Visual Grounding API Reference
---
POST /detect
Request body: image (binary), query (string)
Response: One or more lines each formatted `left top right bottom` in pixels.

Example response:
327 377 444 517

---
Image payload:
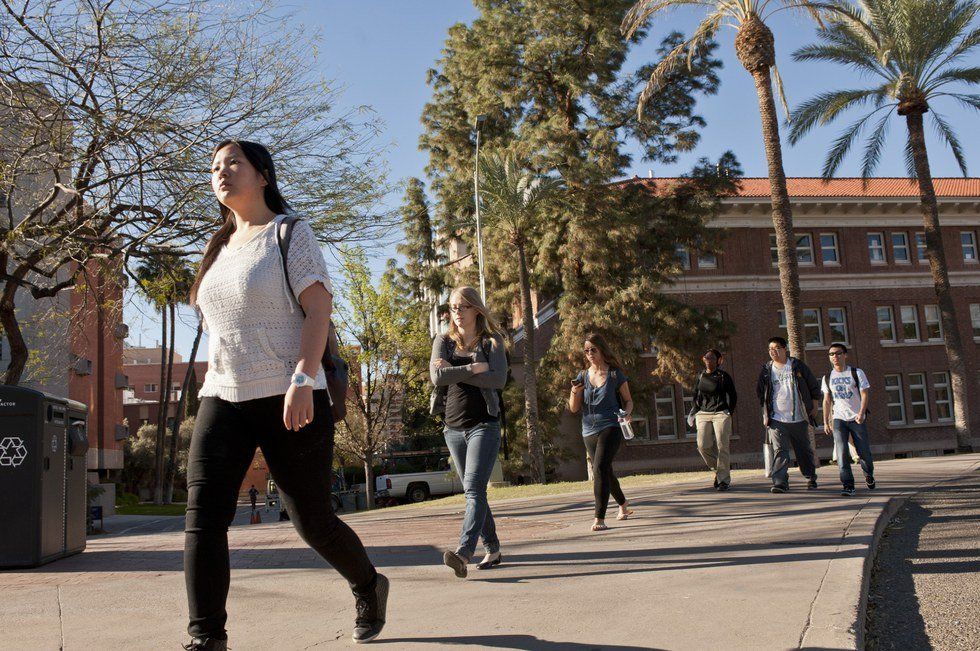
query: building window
778 308 824 347
697 252 717 269
656 385 677 439
819 233 839 264
827 308 848 343
914 232 927 263
682 388 696 437
877 306 896 342
629 416 651 441
885 375 905 424
891 232 910 263
971 304 980 340
868 233 887 263
797 234 814 265
962 231 978 262
900 306 920 342
923 305 943 341
675 244 690 270
908 373 929 423
769 234 779 267
932 372 953 422
144 383 158 393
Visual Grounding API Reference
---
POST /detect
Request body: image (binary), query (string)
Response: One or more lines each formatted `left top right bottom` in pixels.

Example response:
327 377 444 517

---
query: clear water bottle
617 409 634 440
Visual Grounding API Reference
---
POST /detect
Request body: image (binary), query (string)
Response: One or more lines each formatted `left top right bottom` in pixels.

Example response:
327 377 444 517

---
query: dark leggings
184 390 377 639
584 426 627 519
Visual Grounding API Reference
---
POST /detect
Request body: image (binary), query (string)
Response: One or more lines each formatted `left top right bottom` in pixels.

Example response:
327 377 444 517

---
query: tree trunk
165 320 203 502
516 240 546 483
161 303 177 502
153 306 168 504
906 112 973 452
363 450 375 511
1 285 29 385
750 67 805 360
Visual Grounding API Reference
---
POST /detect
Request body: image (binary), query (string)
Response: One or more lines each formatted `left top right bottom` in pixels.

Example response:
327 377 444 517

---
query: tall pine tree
420 0 740 479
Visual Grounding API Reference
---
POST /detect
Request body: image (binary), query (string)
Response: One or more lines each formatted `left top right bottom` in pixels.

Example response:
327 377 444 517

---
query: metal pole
473 120 486 303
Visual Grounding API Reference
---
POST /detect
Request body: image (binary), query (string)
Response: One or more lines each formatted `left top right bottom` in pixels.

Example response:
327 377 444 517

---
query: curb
800 461 980 650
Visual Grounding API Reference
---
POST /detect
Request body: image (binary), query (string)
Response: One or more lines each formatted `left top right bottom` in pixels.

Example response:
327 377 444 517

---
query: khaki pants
695 412 733 484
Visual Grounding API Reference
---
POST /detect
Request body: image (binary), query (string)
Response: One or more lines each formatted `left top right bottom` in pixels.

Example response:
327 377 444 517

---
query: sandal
617 508 634 521
591 522 608 532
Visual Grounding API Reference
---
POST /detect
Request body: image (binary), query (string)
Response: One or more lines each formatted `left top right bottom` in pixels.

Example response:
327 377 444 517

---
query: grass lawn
387 468 762 511
115 503 188 516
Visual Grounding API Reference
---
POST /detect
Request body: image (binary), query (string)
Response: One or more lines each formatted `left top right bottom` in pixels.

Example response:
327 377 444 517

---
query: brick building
540 177 980 480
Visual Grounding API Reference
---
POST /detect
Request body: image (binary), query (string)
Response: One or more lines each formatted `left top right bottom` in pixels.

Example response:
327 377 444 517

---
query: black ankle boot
352 573 389 644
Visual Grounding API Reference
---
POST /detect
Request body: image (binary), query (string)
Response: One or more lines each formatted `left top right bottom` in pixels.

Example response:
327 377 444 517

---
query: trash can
0 386 89 568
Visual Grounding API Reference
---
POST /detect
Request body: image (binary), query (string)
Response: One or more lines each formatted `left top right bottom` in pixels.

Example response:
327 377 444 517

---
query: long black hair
190 140 290 306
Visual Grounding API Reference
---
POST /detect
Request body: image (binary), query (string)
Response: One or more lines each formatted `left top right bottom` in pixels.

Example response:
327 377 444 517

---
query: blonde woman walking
430 287 508 578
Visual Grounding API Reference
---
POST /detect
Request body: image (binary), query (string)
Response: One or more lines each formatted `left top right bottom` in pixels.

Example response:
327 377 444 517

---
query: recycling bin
0 386 89 568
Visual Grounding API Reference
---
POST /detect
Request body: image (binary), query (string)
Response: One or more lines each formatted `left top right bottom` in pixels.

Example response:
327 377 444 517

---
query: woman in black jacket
687 349 737 490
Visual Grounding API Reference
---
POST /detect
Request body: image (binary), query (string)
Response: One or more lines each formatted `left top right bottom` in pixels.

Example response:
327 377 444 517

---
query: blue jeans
832 419 875 490
444 421 501 560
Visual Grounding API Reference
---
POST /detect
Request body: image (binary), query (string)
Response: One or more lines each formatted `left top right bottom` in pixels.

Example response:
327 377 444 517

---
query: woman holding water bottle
568 333 634 531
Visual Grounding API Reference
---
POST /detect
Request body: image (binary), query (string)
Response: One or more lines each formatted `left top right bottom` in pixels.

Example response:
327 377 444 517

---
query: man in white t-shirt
821 342 876 497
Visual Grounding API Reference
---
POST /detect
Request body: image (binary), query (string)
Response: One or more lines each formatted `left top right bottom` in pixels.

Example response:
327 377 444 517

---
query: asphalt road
100 502 279 537
865 471 980 650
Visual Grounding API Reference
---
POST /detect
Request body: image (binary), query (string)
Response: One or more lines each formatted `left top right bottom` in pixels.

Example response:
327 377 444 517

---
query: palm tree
479 152 564 484
788 0 979 451
623 0 837 359
163 261 198 503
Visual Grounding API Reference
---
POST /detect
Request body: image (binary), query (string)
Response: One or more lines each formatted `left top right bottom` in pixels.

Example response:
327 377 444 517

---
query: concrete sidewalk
3 454 978 650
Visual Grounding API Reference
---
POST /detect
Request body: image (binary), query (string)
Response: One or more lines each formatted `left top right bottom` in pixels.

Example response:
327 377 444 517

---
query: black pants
584 426 627 519
184 390 377 639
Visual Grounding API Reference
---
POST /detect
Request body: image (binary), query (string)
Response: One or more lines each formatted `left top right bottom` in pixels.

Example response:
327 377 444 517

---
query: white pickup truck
375 456 463 503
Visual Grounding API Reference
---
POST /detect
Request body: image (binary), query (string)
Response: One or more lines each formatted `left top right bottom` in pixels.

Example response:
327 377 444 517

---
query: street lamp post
473 114 487 303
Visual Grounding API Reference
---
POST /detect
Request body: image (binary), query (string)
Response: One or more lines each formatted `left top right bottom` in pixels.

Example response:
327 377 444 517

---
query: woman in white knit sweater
182 141 387 650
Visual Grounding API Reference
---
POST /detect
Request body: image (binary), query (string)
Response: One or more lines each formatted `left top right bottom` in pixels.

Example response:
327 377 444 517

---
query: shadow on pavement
377 635 664 650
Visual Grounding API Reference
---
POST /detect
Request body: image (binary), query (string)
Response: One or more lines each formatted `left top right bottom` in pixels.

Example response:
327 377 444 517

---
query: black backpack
275 214 349 420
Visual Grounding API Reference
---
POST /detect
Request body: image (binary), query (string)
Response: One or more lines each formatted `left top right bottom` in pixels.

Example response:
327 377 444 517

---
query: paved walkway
3 454 978 650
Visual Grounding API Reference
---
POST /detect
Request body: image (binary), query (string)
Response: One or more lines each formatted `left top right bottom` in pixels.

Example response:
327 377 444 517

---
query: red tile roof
627 177 980 198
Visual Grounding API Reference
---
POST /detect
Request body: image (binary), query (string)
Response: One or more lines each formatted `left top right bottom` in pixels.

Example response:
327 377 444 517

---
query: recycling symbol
0 436 28 468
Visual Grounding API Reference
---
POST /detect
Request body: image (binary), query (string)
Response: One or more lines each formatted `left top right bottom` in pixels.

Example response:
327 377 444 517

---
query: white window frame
144 383 158 393
908 373 930 423
932 372 953 422
827 307 848 344
675 244 691 270
868 232 887 264
900 305 920 342
885 374 905 425
769 233 779 267
656 385 677 439
681 388 696 437
962 231 978 263
914 232 927 264
796 234 815 265
628 415 651 441
971 304 980 341
803 308 823 347
697 251 718 269
819 233 839 265
891 232 910 264
778 308 823 347
877 306 896 343
923 305 944 341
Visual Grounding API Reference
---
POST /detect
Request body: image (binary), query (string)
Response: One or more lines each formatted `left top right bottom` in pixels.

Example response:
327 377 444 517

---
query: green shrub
116 491 140 507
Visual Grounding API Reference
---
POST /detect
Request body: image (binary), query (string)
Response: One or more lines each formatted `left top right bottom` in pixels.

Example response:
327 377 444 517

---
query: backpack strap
823 374 832 403
851 367 860 389
275 214 302 305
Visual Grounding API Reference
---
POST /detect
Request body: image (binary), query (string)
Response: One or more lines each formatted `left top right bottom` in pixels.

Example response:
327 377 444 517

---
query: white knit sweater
196 215 332 402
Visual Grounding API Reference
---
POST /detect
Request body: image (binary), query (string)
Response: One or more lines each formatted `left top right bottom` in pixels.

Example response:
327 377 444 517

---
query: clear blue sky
124 1 979 359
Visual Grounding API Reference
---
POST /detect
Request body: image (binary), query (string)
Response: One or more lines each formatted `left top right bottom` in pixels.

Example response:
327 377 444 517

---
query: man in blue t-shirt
821 342 876 496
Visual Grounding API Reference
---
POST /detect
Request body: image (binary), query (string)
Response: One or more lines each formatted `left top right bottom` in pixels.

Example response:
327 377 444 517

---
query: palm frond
636 15 721 118
944 92 980 111
770 63 792 119
930 110 969 176
925 66 980 93
903 135 917 179
792 41 892 78
859 111 892 179
821 110 880 178
788 88 884 143
621 0 715 39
